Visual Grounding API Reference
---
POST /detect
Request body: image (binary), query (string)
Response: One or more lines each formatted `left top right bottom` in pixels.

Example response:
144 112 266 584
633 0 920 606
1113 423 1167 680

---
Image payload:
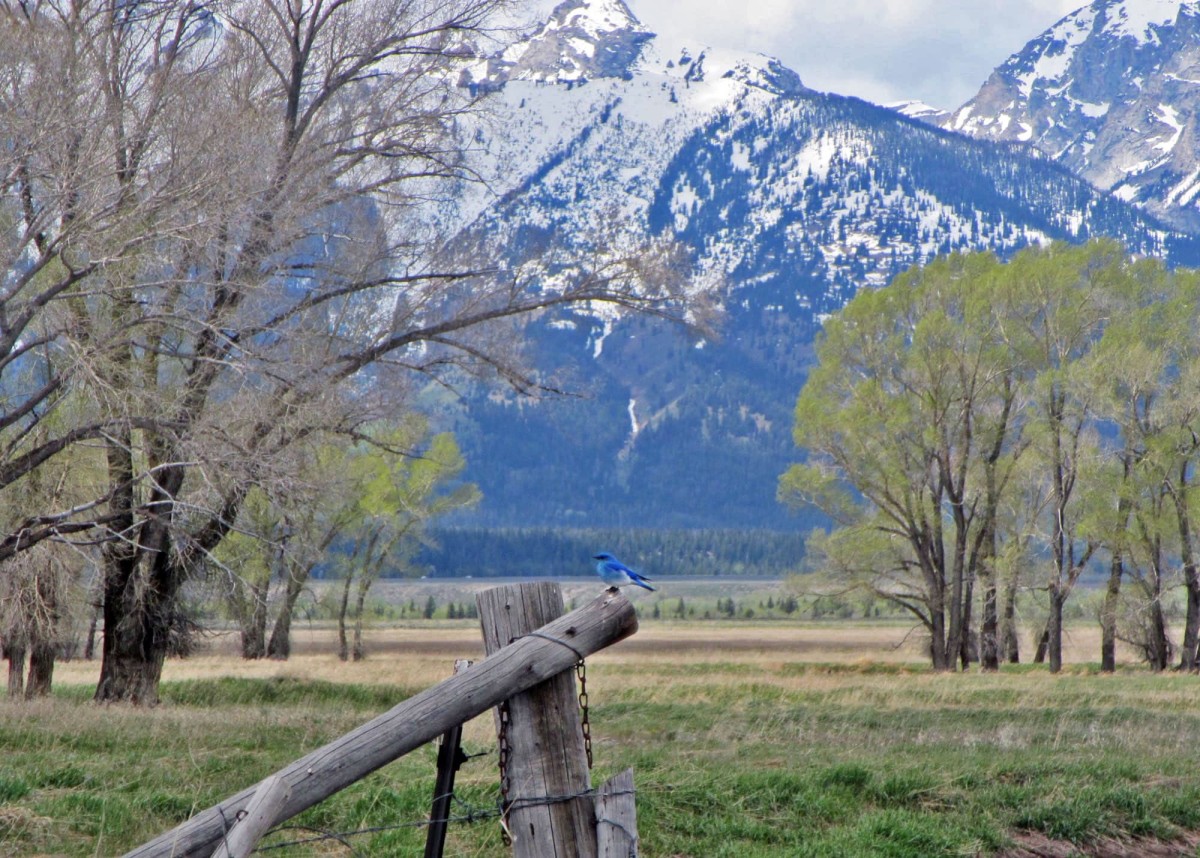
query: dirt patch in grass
1003 832 1200 857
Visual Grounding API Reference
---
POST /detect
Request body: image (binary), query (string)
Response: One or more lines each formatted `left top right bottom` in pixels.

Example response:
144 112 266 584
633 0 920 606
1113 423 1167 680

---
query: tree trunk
266 568 307 660
84 605 99 661
95 594 170 705
25 563 59 697
1034 623 1049 665
351 574 371 662
1181 579 1200 672
95 433 171 705
980 578 999 671
336 571 353 662
94 544 183 706
25 641 54 698
1048 587 1064 673
959 568 975 670
240 577 269 659
1149 598 1171 671
1003 581 1020 664
1176 465 1200 670
975 514 998 672
930 606 951 671
1101 553 1123 673
4 641 24 698
1148 548 1171 671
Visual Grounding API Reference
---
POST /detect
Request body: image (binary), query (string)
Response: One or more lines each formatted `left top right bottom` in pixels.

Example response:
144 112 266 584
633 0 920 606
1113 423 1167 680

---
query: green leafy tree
1000 242 1127 673
217 434 375 661
1083 261 1200 669
334 421 479 660
783 239 1197 674
781 250 1022 670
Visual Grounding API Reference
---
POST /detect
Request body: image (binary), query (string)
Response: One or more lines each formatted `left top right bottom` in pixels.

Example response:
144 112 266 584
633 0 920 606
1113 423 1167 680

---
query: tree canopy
782 240 1200 672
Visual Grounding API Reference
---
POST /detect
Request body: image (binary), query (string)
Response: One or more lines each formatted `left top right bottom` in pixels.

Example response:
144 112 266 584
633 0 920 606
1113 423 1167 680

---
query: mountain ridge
432 0 1200 533
943 0 1200 231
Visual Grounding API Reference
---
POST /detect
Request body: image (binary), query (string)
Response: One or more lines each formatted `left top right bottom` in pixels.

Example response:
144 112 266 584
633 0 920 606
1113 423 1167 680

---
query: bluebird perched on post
592 552 656 591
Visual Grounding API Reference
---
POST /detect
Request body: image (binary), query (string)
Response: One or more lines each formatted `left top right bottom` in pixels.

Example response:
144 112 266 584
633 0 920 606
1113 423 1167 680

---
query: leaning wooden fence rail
124 587 638 858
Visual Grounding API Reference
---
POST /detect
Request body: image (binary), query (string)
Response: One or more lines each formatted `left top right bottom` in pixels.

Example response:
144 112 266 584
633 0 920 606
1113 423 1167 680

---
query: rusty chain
577 658 593 770
497 699 512 845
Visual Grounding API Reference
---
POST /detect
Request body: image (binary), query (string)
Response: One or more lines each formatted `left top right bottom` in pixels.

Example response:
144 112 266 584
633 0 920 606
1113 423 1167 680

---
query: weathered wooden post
477 582 597 858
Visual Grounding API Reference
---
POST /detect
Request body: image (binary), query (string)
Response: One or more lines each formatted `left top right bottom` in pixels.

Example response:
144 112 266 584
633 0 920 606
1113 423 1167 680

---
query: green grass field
4 617 1200 856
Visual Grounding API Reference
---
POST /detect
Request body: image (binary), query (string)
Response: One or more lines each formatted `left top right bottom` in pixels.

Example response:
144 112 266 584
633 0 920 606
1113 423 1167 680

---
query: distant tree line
413 527 807 579
782 240 1200 673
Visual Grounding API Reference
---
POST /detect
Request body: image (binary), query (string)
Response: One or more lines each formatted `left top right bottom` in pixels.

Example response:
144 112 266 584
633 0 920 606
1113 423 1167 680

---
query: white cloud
624 0 1085 107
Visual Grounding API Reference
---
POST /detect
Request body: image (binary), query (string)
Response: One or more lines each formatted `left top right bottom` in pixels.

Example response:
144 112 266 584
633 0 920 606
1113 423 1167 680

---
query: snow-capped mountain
945 0 1200 231
435 0 1199 532
464 0 654 88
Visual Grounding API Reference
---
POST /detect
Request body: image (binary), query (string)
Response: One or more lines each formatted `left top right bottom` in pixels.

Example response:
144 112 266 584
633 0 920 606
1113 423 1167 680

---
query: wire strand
252 787 638 853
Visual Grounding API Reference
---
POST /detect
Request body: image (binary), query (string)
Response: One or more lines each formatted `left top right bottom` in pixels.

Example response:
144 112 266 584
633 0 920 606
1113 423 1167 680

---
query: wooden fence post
478 582 596 858
125 590 637 858
594 769 638 858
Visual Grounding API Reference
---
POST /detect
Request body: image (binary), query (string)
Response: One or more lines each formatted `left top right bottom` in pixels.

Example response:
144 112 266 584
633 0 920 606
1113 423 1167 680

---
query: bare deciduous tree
0 1 702 704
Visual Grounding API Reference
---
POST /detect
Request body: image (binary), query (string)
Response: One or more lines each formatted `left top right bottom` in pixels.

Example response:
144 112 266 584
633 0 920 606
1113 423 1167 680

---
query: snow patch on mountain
443 0 1196 326
1109 0 1193 43
889 101 950 121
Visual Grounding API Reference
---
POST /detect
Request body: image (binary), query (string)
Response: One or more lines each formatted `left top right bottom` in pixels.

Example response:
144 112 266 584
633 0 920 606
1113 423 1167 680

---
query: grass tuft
0 777 31 803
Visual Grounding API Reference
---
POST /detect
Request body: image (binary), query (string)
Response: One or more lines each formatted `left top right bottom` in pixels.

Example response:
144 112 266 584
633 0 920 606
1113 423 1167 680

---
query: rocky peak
464 0 653 89
943 0 1200 231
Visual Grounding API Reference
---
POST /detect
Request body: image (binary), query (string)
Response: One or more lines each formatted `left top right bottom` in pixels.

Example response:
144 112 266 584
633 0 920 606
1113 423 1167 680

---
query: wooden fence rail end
208 774 291 858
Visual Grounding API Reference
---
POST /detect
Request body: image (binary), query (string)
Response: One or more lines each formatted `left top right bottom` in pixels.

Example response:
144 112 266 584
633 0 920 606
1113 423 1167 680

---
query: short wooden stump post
594 769 638 857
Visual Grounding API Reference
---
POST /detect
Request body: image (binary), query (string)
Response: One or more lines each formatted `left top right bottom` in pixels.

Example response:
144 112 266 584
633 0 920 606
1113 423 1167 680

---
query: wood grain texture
478 582 595 858
209 775 290 858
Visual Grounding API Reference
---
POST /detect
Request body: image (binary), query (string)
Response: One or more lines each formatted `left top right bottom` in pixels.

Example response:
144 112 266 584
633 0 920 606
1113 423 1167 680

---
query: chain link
497 699 512 845
577 658 593 770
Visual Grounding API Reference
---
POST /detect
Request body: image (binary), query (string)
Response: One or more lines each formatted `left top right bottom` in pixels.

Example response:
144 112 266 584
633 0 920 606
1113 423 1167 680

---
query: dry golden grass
48 617 1148 693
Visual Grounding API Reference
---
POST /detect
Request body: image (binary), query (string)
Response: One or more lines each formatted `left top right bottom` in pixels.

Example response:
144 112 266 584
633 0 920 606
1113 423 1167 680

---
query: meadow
4 582 1200 856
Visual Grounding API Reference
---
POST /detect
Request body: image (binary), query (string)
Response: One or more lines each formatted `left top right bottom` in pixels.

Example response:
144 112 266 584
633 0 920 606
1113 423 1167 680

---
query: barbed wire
251 787 637 853
253 792 501 853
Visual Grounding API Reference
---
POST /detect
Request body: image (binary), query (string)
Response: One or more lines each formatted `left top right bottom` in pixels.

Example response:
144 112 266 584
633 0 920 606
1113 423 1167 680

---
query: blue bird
592 552 656 591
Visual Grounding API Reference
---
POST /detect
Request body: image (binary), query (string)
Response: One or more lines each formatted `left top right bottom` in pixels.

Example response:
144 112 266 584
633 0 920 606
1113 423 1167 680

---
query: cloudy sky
622 0 1086 109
